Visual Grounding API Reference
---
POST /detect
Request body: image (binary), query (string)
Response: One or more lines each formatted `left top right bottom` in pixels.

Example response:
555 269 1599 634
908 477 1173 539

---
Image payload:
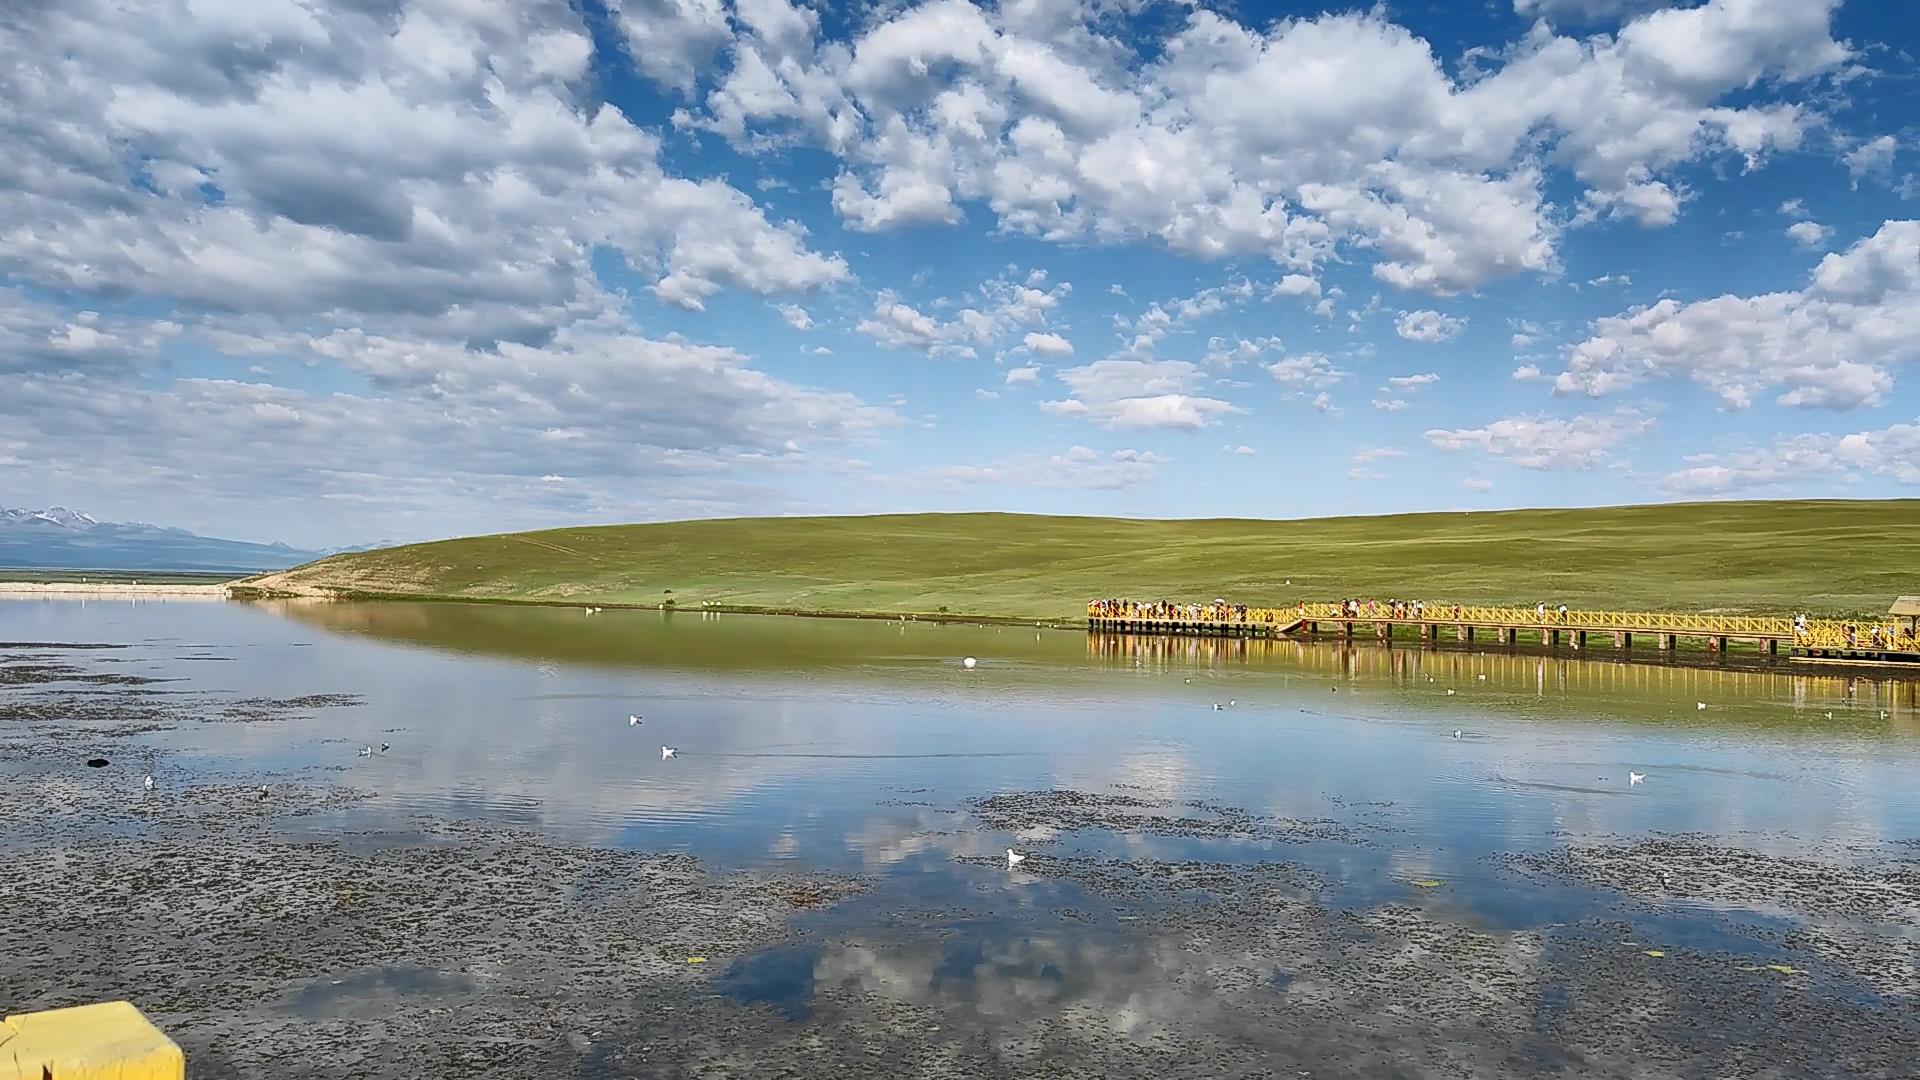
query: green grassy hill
241 500 1920 622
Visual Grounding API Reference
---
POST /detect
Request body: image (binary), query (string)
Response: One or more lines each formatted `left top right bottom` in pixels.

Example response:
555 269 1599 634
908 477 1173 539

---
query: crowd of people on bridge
1089 598 1272 623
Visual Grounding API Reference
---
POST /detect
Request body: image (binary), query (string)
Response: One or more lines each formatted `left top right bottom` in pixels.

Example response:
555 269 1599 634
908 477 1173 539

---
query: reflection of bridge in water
1087 601 1920 669
1085 631 1920 721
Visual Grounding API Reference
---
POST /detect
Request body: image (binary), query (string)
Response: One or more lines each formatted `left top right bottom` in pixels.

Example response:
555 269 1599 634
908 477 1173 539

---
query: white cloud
1395 310 1467 343
906 445 1164 491
1425 411 1653 468
1115 279 1256 357
1266 352 1347 392
1461 477 1495 492
1223 444 1256 456
1553 220 1920 410
1663 418 1920 494
1353 446 1406 465
1004 365 1041 386
1386 372 1440 390
1202 335 1283 368
681 0 1847 295
857 270 1072 356
1513 364 1544 381
1023 331 1075 358
1311 391 1337 414
1779 197 1808 219
776 303 815 330
1372 399 1410 412
0 324 901 544
0 1 852 331
1844 135 1898 187
1044 359 1242 429
1785 220 1834 249
974 388 999 400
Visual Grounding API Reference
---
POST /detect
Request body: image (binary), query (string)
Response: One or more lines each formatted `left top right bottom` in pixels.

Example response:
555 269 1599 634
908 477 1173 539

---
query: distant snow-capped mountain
0 506 327 572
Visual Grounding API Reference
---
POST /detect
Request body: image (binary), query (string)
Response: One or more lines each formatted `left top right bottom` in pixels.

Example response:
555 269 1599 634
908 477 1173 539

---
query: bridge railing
1085 601 1918 652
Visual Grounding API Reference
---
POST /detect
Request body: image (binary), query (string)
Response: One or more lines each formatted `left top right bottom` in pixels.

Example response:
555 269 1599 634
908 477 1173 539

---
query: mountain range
0 506 338 572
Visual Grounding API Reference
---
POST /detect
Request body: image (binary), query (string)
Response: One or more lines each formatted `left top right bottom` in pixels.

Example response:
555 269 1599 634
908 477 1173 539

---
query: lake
4 597 1918 1077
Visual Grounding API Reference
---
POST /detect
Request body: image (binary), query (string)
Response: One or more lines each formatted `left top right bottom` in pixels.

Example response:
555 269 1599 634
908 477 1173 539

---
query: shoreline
0 581 232 598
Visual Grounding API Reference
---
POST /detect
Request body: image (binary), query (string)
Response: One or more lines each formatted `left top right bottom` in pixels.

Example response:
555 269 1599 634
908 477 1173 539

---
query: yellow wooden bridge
1086 599 1920 666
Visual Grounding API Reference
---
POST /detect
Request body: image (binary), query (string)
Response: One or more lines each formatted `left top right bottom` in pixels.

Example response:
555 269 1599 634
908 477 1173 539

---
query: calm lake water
10 597 1919 876
7 595 1920 1055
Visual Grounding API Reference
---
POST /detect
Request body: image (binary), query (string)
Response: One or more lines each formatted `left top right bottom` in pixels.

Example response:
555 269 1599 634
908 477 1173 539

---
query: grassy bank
239 500 1920 622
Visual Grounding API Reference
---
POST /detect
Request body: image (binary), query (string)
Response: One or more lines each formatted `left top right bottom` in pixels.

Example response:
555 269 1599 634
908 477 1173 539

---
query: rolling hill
239 500 1920 621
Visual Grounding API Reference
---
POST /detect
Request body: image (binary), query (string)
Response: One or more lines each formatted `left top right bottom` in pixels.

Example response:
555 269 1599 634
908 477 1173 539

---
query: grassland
236 500 1920 623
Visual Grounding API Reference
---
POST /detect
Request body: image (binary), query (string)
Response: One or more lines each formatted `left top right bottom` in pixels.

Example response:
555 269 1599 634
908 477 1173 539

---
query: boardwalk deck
1087 602 1920 668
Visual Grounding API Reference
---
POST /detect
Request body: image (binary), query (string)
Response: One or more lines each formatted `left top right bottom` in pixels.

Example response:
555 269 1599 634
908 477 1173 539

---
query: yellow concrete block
1 1001 183 1080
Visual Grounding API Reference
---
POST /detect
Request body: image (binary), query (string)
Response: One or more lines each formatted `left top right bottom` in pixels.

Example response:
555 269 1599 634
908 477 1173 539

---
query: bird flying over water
1629 771 1646 785
1006 849 1026 868
629 714 643 726
661 745 677 760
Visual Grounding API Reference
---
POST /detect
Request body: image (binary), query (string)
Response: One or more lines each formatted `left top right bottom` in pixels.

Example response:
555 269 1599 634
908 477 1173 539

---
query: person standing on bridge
1537 602 1547 622
1558 604 1568 623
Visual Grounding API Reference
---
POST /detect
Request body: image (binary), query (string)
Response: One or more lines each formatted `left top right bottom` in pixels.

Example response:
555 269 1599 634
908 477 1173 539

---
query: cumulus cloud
1372 399 1410 412
1552 220 1920 410
776 303 816 330
1461 477 1496 492
1395 311 1467 343
1425 411 1653 468
1004 365 1041 386
1353 446 1407 465
1023 331 1075 358
857 270 1072 357
1043 359 1242 429
1267 353 1347 392
679 0 1848 295
1786 220 1834 249
0 0 848 331
1386 372 1441 390
1663 418 1920 494
1844 135 1898 187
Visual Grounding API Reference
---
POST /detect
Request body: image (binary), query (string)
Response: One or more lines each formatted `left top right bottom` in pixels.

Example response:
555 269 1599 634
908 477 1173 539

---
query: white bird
143 774 154 791
1006 848 1026 868
962 657 978 669
661 745 677 760
1477 674 1488 681
1696 702 1708 711
1629 771 1646 786
1825 712 1833 719
1446 689 1456 696
379 742 390 753
1228 699 1237 707
258 785 270 799
357 745 373 758
1183 677 1191 684
1212 703 1224 711
1451 730 1462 739
628 714 643 727
1881 710 1891 719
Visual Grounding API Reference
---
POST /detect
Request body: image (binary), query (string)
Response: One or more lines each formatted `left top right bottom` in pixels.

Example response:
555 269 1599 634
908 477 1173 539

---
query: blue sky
1 0 1915 547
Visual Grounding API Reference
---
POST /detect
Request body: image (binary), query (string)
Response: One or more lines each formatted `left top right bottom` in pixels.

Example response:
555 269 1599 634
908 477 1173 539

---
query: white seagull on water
357 745 374 758
1696 702 1708 711
1451 730 1462 739
661 745 677 760
628 714 643 727
963 657 978 669
1006 849 1026 868
1629 771 1646 786
144 774 154 791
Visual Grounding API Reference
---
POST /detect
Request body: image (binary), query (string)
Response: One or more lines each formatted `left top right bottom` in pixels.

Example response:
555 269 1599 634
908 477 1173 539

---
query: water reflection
7 598 1920 926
